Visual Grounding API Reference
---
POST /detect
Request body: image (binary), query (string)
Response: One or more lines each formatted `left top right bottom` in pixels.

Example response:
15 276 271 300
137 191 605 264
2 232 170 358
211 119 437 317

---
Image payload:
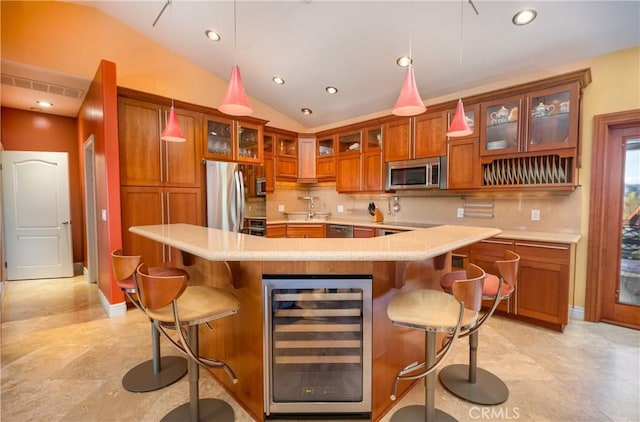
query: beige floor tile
2 276 639 422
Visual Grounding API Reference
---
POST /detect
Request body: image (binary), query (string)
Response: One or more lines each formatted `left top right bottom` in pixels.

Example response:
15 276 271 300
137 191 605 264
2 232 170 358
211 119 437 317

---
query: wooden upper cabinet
384 118 411 162
118 97 201 188
298 137 317 182
336 154 361 192
414 111 447 158
203 114 263 164
447 137 480 190
316 134 336 182
276 134 298 181
384 111 447 162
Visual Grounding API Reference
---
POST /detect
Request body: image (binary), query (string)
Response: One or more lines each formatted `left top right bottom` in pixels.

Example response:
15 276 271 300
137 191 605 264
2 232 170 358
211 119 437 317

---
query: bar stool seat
438 250 520 406
387 263 485 422
136 263 240 422
111 250 188 393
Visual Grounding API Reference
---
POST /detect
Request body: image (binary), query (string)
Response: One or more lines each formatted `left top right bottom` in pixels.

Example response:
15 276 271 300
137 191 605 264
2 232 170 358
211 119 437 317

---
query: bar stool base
122 356 188 393
160 398 234 422
390 405 457 422
439 364 509 405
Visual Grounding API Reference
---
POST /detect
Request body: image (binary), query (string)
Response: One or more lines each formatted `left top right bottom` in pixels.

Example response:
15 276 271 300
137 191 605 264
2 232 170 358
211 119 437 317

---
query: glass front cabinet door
526 83 580 152
204 115 263 164
204 116 233 161
480 95 522 156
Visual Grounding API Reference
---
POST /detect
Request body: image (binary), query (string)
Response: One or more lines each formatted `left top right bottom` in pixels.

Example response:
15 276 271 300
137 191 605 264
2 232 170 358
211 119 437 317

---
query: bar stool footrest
122 355 188 393
439 363 509 405
160 398 234 422
390 404 458 422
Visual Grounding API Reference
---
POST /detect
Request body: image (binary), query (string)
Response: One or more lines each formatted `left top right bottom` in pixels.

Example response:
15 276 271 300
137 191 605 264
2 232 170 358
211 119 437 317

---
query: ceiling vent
0 73 85 99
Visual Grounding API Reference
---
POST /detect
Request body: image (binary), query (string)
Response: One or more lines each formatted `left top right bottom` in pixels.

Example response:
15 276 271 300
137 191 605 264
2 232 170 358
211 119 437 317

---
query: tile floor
1 276 639 422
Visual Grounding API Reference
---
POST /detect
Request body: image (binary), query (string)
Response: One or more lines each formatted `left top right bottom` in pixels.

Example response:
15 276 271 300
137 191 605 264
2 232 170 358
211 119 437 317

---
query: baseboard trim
98 288 127 318
570 306 585 321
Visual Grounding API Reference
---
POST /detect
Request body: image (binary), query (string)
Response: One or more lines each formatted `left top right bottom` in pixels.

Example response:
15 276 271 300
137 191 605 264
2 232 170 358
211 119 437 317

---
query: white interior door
1 151 73 280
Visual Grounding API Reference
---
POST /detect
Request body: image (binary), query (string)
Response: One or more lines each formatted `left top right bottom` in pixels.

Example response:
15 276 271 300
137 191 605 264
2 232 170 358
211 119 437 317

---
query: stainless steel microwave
385 157 446 190
256 177 266 196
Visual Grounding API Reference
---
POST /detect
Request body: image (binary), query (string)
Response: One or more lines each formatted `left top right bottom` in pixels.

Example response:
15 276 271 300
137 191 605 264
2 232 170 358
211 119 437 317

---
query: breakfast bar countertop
129 223 501 262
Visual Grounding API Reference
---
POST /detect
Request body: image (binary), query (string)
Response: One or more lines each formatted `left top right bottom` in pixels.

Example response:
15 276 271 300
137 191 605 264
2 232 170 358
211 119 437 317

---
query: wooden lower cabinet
353 226 376 238
464 237 572 331
514 240 571 329
266 223 286 238
121 186 202 267
285 223 325 238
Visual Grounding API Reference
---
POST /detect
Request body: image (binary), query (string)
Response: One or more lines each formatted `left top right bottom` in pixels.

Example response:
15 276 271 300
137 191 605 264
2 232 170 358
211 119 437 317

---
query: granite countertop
267 218 580 244
129 223 501 262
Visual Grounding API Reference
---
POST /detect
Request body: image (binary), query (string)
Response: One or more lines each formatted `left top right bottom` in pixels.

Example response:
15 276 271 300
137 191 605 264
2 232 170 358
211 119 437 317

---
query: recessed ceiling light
36 100 53 108
396 56 412 67
204 29 221 41
512 9 537 26
325 86 338 94
301 108 313 115
272 76 285 85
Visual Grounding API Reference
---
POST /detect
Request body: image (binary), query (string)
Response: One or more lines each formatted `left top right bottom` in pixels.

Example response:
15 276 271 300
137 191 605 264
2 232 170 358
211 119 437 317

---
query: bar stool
387 262 485 422
438 250 520 405
110 250 188 392
136 263 240 422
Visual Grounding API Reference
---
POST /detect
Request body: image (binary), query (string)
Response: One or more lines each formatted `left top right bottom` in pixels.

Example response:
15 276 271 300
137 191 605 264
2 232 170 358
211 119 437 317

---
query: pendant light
447 0 473 137
219 0 253 116
159 0 186 142
392 2 426 117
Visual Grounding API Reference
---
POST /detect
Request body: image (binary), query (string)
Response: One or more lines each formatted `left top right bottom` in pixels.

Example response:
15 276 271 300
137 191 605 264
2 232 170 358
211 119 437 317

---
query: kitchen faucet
302 196 315 219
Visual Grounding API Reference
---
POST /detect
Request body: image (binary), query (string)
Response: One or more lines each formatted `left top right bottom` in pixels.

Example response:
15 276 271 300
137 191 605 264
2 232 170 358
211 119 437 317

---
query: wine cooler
263 275 372 417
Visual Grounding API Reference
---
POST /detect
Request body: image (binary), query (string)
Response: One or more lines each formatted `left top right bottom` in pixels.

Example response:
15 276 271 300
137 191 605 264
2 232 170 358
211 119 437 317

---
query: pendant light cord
169 0 175 108
233 0 238 65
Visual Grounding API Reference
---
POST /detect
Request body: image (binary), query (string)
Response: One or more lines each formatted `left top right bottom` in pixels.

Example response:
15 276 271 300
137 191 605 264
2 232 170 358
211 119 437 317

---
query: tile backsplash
267 185 581 234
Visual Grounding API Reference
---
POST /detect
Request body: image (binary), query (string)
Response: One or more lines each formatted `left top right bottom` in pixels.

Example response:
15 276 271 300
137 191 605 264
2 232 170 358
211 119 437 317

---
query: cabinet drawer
286 224 325 238
514 241 571 264
267 224 287 238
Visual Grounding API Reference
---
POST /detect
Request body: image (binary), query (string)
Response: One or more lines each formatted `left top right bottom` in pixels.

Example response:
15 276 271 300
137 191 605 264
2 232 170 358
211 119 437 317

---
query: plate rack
482 154 573 187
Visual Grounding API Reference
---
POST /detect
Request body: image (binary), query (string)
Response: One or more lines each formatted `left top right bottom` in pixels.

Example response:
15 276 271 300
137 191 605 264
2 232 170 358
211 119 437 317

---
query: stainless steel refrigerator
206 160 244 232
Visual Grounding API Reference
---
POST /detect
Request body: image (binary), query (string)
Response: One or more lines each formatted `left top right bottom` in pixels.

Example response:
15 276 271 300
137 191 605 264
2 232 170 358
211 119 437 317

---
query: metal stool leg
391 332 457 422
439 330 509 405
122 323 188 393
161 325 234 422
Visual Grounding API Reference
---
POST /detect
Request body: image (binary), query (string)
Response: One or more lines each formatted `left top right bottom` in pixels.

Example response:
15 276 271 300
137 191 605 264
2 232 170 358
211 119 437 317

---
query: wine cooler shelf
482 154 573 186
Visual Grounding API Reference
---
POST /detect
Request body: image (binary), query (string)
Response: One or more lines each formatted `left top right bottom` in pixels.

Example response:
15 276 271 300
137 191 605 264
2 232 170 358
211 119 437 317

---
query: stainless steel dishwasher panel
326 224 354 238
263 275 372 417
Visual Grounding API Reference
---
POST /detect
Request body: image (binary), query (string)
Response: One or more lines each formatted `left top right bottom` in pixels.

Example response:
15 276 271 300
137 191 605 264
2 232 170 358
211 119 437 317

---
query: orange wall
0 107 84 264
77 60 123 304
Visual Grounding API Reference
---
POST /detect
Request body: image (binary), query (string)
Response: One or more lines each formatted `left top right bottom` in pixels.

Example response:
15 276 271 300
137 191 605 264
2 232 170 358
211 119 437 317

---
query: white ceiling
2 1 639 128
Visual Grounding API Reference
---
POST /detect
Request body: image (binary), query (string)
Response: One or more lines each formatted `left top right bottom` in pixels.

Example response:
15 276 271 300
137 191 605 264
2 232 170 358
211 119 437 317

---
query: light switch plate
457 208 464 218
278 204 285 212
337 205 344 213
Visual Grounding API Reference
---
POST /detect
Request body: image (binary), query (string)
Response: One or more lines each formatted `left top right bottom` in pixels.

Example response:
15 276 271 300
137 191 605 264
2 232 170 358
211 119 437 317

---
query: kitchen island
129 223 500 421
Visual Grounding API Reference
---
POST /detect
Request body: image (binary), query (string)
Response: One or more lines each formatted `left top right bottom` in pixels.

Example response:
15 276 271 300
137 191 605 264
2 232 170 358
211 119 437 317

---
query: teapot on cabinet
532 102 555 118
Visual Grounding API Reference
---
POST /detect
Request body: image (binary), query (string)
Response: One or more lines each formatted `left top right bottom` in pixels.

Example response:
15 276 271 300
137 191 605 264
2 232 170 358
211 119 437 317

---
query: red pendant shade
392 66 426 117
219 65 253 116
447 98 473 137
161 106 186 142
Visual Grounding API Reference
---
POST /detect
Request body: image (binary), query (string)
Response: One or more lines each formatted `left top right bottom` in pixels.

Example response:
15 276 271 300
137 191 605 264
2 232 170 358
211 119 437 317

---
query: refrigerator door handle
235 170 245 231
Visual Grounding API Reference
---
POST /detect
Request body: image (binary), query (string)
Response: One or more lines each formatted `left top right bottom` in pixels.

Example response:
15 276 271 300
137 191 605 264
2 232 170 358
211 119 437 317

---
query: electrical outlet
337 205 344 213
278 204 285 212
531 209 541 221
457 208 464 218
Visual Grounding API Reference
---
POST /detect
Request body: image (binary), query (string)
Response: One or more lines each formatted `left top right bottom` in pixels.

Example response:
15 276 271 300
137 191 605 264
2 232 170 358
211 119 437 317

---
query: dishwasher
326 224 354 238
